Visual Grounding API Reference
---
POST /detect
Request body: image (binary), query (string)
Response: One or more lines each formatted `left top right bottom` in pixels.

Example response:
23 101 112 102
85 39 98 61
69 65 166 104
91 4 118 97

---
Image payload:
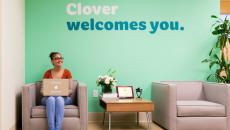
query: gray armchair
22 80 88 130
152 81 230 130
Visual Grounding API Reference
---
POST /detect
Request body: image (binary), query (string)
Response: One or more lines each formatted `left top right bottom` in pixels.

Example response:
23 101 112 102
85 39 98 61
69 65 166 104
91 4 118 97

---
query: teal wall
26 0 220 112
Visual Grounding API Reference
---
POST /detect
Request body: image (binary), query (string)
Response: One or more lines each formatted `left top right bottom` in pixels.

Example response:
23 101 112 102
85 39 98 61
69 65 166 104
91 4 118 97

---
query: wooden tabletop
101 98 152 103
100 98 154 112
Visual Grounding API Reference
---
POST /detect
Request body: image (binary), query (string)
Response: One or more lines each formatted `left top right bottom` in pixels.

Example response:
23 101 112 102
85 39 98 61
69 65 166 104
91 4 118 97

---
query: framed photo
116 86 134 99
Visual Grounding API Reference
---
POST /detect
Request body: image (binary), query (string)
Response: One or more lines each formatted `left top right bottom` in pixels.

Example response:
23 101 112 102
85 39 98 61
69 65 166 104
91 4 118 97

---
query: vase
102 85 112 93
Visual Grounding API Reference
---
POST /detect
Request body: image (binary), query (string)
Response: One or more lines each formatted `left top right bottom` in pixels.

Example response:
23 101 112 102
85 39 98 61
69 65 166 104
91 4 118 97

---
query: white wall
0 0 2 129
0 0 25 130
221 14 230 20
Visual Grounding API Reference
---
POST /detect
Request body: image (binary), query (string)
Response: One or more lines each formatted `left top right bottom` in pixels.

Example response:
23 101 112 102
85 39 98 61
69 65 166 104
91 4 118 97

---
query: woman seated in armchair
41 52 73 130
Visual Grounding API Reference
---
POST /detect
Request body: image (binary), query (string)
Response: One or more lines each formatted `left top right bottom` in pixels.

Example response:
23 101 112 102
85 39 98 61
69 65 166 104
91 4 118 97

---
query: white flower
96 71 117 88
105 78 110 85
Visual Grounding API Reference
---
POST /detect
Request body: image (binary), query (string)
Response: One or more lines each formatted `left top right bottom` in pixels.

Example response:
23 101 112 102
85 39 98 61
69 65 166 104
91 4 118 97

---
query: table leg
146 112 149 130
137 112 139 125
103 111 105 125
149 112 152 130
109 112 111 130
146 112 152 130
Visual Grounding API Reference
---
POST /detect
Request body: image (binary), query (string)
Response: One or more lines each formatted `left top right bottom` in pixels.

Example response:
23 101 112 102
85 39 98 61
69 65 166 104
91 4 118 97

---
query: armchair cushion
177 100 225 117
31 105 79 118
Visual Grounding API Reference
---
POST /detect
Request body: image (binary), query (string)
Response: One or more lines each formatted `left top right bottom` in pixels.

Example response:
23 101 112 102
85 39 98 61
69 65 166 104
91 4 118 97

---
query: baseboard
89 112 152 123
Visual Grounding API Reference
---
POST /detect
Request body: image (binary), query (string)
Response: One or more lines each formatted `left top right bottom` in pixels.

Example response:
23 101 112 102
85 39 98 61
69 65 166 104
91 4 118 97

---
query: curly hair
49 52 61 60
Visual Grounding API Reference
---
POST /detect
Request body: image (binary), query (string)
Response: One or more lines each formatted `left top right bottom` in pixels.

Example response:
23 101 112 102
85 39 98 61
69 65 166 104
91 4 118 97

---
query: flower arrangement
96 69 117 93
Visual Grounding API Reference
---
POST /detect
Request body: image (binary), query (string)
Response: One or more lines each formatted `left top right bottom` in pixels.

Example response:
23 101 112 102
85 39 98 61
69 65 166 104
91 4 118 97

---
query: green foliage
203 15 230 83
107 68 116 77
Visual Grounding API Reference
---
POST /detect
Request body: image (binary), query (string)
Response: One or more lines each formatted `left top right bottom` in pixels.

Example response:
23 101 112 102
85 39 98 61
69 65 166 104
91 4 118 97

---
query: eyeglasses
52 57 64 60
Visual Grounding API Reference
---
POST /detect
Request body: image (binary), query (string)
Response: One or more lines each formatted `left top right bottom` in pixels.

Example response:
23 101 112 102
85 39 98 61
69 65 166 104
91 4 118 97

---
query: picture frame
116 86 134 99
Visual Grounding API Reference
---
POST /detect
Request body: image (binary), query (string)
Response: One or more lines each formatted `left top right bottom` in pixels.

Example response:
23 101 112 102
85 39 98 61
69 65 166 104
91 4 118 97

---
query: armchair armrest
77 82 88 130
203 82 230 129
22 83 37 130
152 82 177 130
203 82 229 106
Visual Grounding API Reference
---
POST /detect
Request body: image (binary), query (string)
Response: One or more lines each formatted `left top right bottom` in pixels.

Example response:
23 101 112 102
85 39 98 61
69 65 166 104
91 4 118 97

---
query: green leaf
213 54 220 62
207 73 222 82
218 29 225 34
212 22 218 27
224 16 228 21
220 24 225 28
209 61 219 69
211 15 218 18
209 47 214 56
212 30 220 35
215 25 221 30
215 37 220 48
202 59 210 63
207 74 216 81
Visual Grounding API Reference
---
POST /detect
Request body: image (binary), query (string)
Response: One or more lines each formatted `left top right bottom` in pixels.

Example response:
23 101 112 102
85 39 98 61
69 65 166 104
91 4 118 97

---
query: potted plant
96 69 117 93
202 15 230 83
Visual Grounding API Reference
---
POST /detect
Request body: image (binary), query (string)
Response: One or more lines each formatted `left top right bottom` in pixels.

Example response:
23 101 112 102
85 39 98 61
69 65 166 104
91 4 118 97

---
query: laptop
42 79 69 96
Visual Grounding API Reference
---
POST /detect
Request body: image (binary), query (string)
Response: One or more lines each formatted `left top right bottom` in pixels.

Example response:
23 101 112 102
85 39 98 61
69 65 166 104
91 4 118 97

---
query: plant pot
102 85 112 93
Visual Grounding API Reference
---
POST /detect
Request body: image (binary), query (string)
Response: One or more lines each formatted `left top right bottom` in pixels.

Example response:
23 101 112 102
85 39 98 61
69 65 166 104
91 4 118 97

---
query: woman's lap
41 96 72 106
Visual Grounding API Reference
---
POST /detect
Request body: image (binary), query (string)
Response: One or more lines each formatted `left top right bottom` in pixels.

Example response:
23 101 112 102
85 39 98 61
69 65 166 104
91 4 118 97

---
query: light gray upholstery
177 100 225 117
31 105 79 118
22 80 88 130
152 81 230 130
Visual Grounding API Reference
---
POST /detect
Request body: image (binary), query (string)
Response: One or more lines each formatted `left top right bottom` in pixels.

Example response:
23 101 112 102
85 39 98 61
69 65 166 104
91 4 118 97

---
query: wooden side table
99 98 154 130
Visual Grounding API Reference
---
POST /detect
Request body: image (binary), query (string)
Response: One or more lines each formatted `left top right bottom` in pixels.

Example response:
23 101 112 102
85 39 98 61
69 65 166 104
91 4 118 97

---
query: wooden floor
88 122 164 130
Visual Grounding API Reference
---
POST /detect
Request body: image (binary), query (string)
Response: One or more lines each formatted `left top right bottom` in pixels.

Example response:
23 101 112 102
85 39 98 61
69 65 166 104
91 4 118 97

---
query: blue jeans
41 96 72 130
